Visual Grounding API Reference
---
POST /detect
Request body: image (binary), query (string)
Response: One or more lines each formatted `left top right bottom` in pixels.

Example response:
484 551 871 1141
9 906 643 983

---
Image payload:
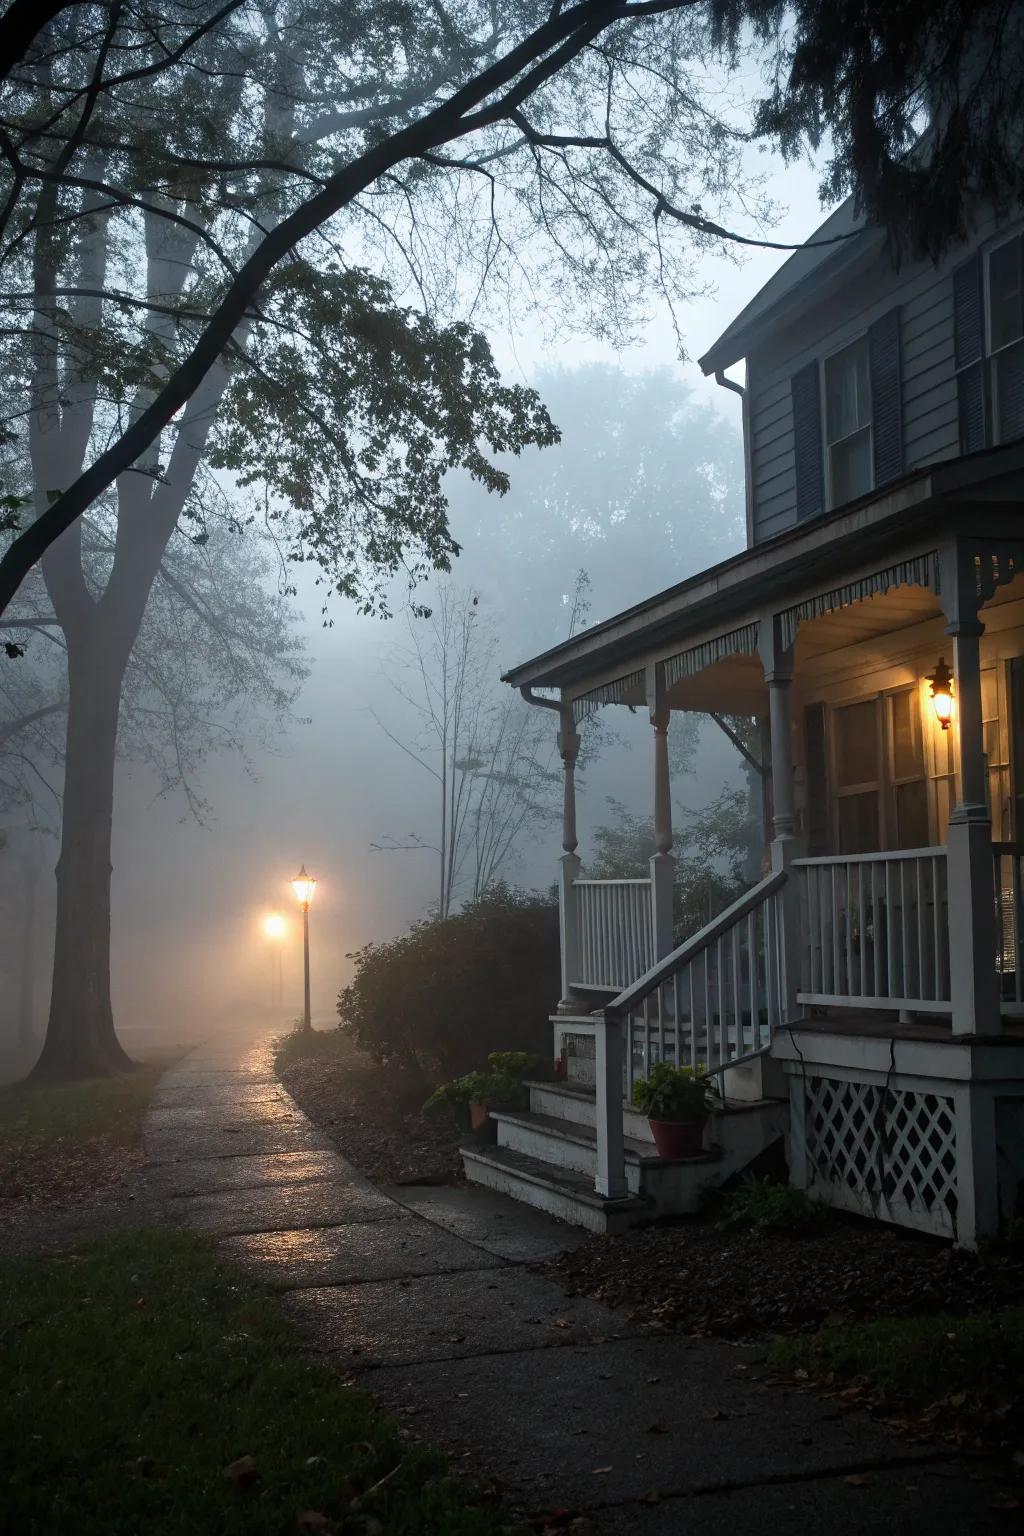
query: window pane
890 690 922 780
838 792 879 854
990 236 1024 351
825 337 870 441
835 700 878 788
830 427 872 504
895 780 930 849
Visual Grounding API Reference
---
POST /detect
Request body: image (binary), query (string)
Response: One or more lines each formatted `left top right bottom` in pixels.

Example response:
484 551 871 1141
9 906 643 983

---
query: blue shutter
954 253 989 453
995 344 1024 442
792 361 824 521
869 306 903 484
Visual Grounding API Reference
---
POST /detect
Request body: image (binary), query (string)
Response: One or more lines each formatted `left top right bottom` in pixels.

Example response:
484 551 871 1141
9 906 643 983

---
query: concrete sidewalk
149 1030 1017 1534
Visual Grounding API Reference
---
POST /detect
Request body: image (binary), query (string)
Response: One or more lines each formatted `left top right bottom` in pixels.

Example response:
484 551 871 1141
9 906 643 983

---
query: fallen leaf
707 1409 728 1422
639 1490 661 1505
296 1513 330 1531
646 1422 668 1435
223 1454 258 1486
552 1318 572 1330
591 1466 613 1475
844 1474 868 1488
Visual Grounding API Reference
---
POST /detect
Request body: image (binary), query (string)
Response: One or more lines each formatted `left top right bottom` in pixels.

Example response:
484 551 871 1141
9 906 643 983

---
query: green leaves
209 261 558 616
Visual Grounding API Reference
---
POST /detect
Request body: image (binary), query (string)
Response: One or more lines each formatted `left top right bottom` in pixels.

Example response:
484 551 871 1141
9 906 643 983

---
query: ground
3 1023 1022 1533
277 1026 463 1185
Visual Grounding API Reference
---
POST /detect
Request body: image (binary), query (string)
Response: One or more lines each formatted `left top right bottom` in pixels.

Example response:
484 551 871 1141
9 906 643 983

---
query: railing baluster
747 911 758 1054
915 856 925 1001
899 859 910 1000
688 962 697 1070
1013 853 1024 1005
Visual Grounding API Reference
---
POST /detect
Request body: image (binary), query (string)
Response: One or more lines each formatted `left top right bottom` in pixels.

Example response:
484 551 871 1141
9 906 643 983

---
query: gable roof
697 195 883 376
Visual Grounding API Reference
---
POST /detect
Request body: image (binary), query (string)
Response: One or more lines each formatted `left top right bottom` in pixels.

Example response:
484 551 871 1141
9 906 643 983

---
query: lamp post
290 865 317 1031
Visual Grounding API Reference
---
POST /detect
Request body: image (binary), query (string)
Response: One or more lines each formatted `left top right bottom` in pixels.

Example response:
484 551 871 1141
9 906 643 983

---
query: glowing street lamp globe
263 911 286 941
290 865 317 909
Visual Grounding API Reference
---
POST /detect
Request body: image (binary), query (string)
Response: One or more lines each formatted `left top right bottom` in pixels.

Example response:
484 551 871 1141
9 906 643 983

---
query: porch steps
460 1075 789 1230
459 1144 652 1235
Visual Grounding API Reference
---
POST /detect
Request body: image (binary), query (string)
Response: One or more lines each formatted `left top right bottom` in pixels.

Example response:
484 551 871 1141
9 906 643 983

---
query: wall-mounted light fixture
928 657 954 731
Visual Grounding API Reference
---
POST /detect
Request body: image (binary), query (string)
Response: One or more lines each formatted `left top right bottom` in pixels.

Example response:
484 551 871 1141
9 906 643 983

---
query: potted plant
424 1052 536 1141
631 1062 714 1158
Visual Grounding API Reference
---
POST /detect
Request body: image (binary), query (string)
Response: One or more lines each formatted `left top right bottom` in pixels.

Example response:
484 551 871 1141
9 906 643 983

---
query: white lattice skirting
801 1074 959 1238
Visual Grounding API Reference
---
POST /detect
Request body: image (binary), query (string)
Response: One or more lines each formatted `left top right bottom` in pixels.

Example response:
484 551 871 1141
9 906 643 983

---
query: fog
1 154 829 1057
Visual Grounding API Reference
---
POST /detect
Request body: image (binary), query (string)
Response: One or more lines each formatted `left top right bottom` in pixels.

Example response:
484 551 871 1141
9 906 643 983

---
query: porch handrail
588 868 789 1203
792 845 947 866
604 869 787 1022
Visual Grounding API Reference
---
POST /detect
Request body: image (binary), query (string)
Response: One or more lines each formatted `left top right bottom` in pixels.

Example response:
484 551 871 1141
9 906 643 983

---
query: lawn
0 1047 188 1219
0 1228 510 1536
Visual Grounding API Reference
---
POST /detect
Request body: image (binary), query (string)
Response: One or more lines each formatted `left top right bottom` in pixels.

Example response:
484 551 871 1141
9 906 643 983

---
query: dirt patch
278 1031 463 1187
540 1216 1024 1339
0 1138 146 1228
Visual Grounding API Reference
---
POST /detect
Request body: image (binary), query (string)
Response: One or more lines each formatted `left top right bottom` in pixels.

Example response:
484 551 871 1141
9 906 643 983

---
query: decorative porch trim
662 621 759 689
777 551 940 651
571 666 645 722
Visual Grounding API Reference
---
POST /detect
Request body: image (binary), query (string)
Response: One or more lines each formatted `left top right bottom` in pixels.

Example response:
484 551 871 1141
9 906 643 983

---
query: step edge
461 1144 650 1212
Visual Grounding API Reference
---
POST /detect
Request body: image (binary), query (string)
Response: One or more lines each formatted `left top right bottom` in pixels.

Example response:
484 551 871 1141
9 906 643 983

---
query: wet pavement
148 1029 1018 1534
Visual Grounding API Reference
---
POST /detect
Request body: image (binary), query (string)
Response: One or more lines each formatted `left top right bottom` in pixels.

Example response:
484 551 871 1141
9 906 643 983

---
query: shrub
337 885 558 1085
723 1175 824 1233
423 1051 537 1117
631 1063 715 1124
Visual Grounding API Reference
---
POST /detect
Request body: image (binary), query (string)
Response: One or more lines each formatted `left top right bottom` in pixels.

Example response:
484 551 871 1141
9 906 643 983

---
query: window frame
820 331 874 510
985 228 1024 445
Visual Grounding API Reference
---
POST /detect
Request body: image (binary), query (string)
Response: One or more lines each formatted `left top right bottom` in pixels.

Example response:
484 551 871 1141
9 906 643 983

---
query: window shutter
995 344 1024 442
954 253 989 453
869 306 903 484
791 361 824 520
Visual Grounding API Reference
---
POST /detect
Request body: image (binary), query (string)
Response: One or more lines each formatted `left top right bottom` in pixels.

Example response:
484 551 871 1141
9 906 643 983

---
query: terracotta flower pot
648 1118 705 1158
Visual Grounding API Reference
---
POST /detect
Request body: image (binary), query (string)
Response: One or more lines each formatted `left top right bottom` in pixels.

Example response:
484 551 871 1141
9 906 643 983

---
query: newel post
594 1007 628 1199
940 542 1000 1036
760 617 801 1019
557 709 583 1006
648 664 676 961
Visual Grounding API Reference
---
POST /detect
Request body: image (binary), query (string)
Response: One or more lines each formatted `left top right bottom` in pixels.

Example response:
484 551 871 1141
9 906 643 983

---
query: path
149 1029 1016 1534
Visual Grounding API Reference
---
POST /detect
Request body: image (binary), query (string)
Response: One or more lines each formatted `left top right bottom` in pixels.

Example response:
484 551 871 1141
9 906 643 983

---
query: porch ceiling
503 441 1024 700
793 583 943 662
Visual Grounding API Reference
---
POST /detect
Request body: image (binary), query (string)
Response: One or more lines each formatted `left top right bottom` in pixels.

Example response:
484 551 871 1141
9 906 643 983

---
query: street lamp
290 865 317 1031
262 912 286 1008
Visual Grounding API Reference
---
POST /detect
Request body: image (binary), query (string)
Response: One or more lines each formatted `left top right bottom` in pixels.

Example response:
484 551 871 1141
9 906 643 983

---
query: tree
2 2 1021 614
710 0 1024 261
448 365 747 659
371 583 561 915
0 0 792 614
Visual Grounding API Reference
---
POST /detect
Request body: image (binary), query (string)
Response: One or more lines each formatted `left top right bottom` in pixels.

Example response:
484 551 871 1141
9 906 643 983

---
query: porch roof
502 441 1024 701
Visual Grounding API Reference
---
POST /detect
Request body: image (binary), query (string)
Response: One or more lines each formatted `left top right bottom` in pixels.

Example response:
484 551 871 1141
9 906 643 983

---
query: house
460 196 1024 1247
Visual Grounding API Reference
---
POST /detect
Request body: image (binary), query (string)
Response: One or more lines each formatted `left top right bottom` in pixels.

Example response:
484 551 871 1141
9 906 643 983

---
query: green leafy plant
424 1051 537 1116
631 1063 715 1125
723 1175 824 1234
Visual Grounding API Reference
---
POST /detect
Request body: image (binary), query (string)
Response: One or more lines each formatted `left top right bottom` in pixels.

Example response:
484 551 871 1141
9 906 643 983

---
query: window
833 698 880 854
888 689 929 848
988 234 1024 443
824 337 872 506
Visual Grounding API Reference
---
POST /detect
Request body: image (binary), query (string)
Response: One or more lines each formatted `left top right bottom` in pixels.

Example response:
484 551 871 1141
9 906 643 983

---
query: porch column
946 614 1001 1035
760 619 801 1018
594 1009 628 1199
557 710 583 1009
648 665 675 961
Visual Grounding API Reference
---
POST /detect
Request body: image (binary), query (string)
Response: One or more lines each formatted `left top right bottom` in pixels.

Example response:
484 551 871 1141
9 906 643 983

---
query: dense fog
0 162 825 1064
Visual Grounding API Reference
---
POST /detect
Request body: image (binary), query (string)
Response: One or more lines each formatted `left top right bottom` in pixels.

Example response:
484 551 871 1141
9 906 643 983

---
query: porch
471 458 1024 1244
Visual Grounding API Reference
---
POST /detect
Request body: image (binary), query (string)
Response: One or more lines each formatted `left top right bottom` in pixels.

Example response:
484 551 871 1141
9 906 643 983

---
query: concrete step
460 1143 652 1234
491 1108 717 1194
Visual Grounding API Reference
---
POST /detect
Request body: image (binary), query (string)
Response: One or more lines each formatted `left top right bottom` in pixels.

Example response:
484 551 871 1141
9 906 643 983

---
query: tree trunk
17 839 39 1050
30 640 135 1080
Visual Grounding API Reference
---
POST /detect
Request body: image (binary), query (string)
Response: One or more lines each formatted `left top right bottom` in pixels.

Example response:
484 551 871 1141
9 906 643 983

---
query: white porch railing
590 870 788 1198
572 877 654 991
993 842 1024 1015
793 848 950 1013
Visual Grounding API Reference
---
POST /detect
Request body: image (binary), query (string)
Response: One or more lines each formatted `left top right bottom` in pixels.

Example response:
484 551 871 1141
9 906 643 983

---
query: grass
0 1047 188 1157
0 1228 510 1536
767 1307 1024 1409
